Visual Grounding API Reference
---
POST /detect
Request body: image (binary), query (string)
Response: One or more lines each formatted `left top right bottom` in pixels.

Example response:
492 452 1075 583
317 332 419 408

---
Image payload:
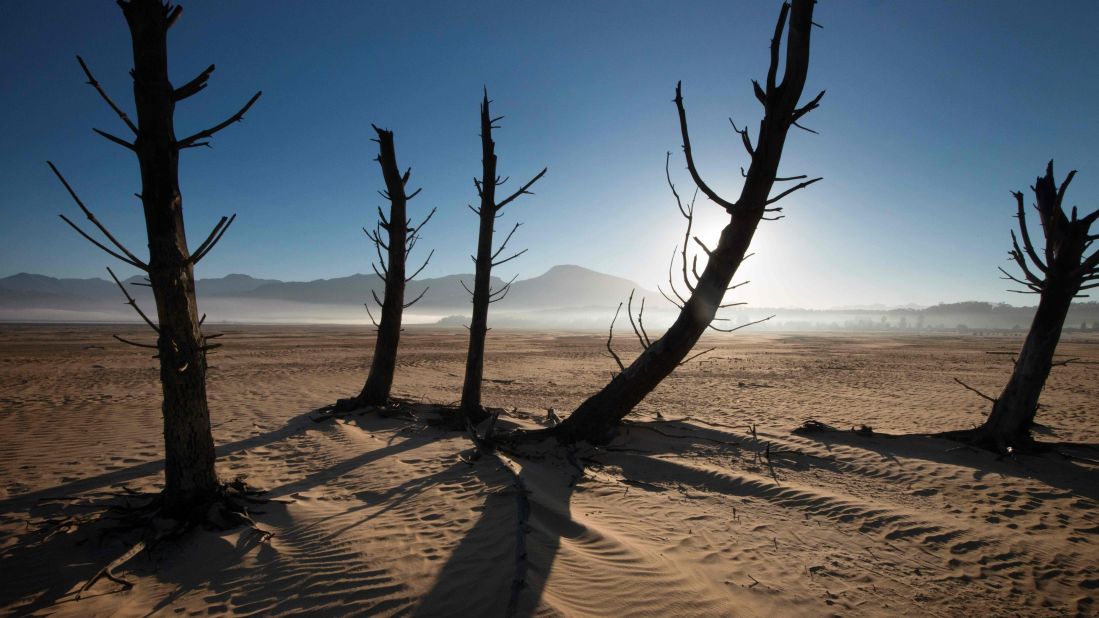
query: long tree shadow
0 410 422 615
139 435 446 617
789 426 1099 502
0 410 322 513
609 417 1099 503
414 437 581 617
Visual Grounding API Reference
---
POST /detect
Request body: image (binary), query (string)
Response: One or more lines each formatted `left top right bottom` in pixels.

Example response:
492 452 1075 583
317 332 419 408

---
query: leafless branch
626 289 651 350
76 56 137 134
409 207 437 235
680 347 716 366
606 302 626 372
92 128 135 151
765 176 822 205
791 89 826 122
176 91 262 149
403 286 429 308
953 377 996 404
492 248 528 268
491 222 522 261
494 167 547 211
188 214 236 265
997 265 1041 293
766 2 791 93
709 314 774 333
406 249 434 282
657 284 685 310
665 246 691 301
106 267 159 333
487 274 519 305
791 120 819 134
174 64 215 101
693 236 712 256
460 278 475 297
364 303 379 328
675 82 737 213
113 334 158 349
49 162 148 270
1012 191 1048 274
729 119 754 156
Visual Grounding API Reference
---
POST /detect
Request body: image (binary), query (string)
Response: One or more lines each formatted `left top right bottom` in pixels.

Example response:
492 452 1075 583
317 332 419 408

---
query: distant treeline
719 301 1099 332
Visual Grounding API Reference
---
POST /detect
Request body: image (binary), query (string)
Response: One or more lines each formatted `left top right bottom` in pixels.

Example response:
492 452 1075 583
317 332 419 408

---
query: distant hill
3 268 1099 331
0 266 661 325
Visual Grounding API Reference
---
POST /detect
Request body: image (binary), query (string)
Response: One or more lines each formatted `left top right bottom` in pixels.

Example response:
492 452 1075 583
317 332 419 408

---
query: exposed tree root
310 396 422 423
934 427 1037 457
40 478 273 601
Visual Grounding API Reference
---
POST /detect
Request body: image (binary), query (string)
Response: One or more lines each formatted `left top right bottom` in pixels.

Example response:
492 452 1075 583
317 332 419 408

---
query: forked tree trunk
358 128 410 406
460 91 546 420
554 0 821 443
957 162 1099 451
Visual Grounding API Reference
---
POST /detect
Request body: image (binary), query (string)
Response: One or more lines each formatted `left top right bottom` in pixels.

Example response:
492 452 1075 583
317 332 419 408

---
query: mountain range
0 265 661 326
3 265 1098 331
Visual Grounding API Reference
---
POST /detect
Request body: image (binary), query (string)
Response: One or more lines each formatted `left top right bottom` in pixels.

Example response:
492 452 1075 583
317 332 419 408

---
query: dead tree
51 0 261 519
460 90 547 421
550 0 823 443
334 126 434 411
948 162 1099 451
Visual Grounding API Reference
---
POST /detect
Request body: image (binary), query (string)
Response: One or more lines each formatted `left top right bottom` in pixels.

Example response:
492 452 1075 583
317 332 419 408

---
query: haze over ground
2 1 1097 308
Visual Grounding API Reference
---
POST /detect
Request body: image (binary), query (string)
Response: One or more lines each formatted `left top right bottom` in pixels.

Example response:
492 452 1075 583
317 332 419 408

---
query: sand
1 324 1097 616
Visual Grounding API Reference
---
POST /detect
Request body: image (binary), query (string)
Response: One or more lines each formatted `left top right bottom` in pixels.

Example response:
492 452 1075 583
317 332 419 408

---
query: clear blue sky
2 1 1097 308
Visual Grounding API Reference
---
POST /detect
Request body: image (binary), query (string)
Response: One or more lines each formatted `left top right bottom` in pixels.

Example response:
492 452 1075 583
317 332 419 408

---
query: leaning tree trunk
460 90 546 421
358 127 410 406
51 0 261 517
956 162 1099 451
977 284 1074 446
554 0 823 443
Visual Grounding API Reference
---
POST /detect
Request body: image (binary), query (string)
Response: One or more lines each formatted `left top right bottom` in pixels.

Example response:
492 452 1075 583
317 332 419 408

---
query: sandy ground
0 324 1097 617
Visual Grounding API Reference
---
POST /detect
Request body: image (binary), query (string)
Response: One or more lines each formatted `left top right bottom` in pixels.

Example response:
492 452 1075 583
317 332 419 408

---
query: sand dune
1 325 1097 616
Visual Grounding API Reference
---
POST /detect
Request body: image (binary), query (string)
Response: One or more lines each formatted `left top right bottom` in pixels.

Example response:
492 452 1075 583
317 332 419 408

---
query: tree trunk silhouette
553 0 823 443
52 0 261 517
951 162 1099 451
340 126 434 410
460 90 547 421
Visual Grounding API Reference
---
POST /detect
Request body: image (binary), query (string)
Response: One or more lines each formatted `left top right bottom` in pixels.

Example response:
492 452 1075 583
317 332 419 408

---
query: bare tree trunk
460 91 546 421
118 0 220 512
52 0 260 516
124 0 265 513
553 0 822 443
976 285 1074 447
359 127 410 406
950 162 1099 451
326 127 433 415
